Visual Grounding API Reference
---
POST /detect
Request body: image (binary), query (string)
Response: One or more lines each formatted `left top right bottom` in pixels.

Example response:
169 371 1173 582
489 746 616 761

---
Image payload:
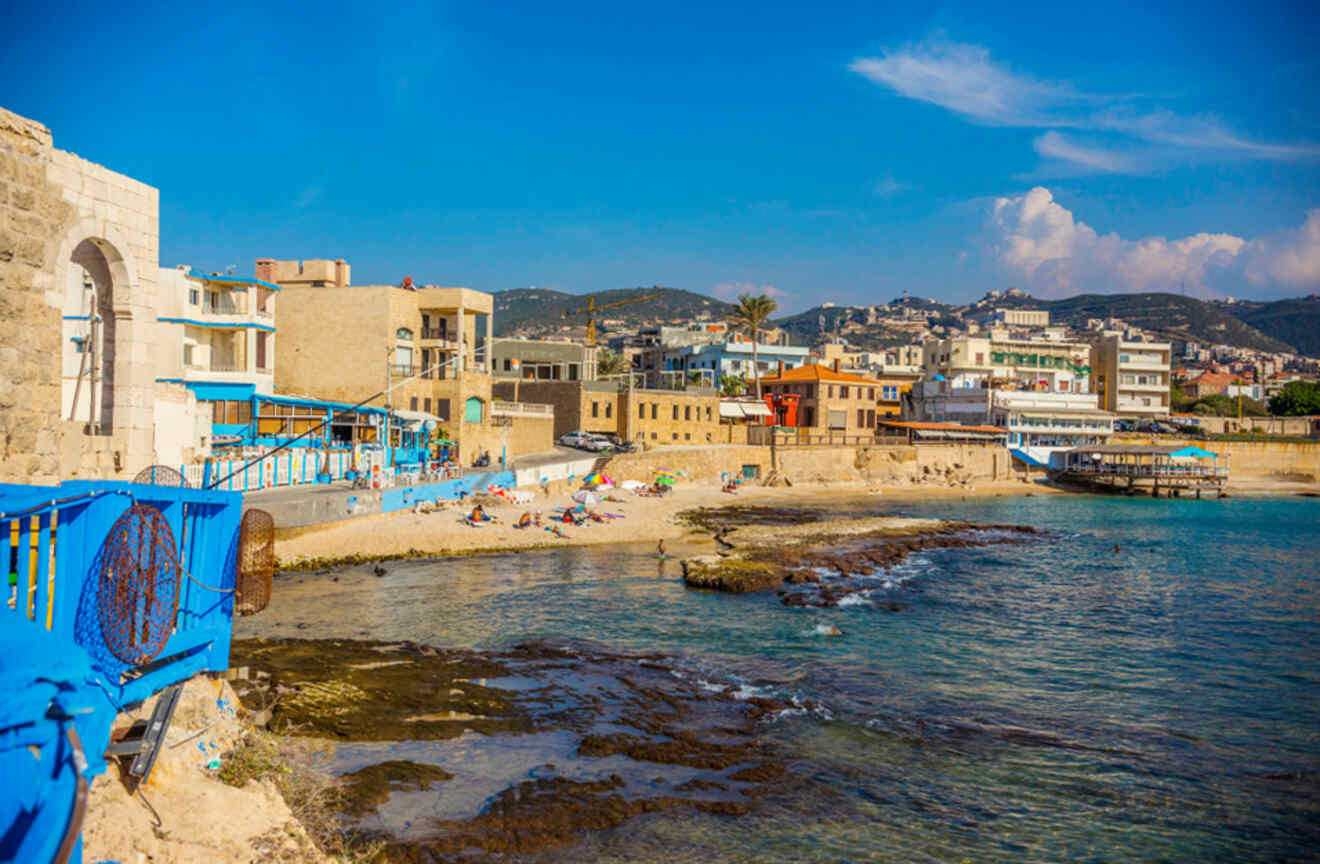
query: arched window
464 397 484 423
396 328 413 341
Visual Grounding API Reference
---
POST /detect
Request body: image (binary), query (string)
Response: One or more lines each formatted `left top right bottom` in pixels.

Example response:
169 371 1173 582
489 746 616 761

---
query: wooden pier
1051 444 1229 498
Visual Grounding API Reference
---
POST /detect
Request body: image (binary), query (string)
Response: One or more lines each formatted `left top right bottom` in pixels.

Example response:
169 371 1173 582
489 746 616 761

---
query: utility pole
384 347 393 468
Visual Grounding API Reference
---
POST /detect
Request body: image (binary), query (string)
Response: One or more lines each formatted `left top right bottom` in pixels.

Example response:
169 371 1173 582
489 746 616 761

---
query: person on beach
534 511 544 526
470 504 491 523
516 512 532 529
658 539 667 558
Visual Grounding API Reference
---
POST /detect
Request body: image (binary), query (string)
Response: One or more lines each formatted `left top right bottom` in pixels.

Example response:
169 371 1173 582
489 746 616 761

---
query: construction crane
563 289 664 346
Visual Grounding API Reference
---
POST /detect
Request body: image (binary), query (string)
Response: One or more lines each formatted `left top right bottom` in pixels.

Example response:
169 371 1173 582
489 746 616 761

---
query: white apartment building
921 336 1092 395
1090 335 1171 418
156 266 278 397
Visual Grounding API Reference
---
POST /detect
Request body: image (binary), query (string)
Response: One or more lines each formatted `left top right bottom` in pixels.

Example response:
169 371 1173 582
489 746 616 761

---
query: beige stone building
757 362 894 435
1090 334 1172 418
265 259 552 459
0 105 204 483
492 379 721 445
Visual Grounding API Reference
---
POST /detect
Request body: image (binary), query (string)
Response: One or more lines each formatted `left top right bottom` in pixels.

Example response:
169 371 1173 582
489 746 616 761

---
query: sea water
237 494 1320 862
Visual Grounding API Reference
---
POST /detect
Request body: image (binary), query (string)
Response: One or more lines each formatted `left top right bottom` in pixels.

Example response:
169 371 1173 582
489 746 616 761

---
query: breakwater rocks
229 638 799 859
679 512 1040 607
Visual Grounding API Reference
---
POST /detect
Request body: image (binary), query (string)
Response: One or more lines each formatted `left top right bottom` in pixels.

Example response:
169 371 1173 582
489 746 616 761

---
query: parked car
558 431 612 452
603 434 636 453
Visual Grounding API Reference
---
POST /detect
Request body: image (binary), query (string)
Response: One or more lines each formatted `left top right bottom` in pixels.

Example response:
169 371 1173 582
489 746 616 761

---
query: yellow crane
563 290 664 346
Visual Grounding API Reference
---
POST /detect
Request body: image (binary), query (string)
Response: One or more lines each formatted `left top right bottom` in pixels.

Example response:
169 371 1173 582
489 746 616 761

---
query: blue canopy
1169 446 1218 460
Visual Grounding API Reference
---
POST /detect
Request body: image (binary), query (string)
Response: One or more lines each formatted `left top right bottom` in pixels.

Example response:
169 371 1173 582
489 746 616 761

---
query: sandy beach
272 478 1055 567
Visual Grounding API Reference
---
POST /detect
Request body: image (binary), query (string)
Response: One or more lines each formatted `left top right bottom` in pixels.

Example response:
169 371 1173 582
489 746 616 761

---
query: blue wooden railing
0 479 242 864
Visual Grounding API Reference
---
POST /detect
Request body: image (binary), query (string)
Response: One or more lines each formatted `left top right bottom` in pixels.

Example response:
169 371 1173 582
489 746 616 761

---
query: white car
559 431 610 451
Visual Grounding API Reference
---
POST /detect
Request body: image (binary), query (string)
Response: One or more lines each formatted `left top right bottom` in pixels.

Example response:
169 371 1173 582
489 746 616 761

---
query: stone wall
594 441 1009 487
0 109 71 482
1 105 167 483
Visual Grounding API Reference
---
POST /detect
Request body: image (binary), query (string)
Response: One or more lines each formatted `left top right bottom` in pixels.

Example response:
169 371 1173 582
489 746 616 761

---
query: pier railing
1061 463 1229 479
1 480 242 705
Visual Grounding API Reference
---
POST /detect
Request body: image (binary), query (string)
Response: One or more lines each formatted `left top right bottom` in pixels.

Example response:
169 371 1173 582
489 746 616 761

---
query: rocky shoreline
679 510 1041 607
228 637 801 860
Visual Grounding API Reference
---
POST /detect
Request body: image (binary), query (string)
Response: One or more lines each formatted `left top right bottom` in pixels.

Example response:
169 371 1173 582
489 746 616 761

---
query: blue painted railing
0 479 242 864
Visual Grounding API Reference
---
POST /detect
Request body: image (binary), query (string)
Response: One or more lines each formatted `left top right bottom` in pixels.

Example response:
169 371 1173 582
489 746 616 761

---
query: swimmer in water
657 538 667 557
823 624 842 636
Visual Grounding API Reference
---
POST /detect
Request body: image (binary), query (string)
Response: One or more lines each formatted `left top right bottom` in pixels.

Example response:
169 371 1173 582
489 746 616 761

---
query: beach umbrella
584 472 612 486
571 490 601 506
655 476 675 487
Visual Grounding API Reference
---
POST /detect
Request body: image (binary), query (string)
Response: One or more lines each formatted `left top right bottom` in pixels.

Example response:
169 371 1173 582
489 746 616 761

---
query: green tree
719 374 748 397
1193 394 1268 417
1268 381 1320 416
726 294 780 400
596 348 629 378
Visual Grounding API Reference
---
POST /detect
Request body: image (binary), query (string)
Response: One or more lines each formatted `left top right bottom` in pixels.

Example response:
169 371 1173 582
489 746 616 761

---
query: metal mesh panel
133 465 188 487
96 504 180 666
235 509 274 616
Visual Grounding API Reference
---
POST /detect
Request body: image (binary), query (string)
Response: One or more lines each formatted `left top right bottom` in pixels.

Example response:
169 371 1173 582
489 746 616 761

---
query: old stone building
1 105 197 483
492 379 721 445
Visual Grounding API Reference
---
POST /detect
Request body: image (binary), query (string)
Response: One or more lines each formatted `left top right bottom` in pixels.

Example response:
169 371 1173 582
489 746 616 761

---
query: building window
651 432 657 440
424 398 431 413
639 404 646 419
652 404 658 419
503 358 512 371
841 386 849 399
592 402 599 418
867 409 875 427
435 399 451 420
685 433 691 440
867 387 874 400
397 328 413 341
673 432 679 440
605 403 612 419
188 288 199 306
672 405 679 420
410 396 418 410
857 409 865 427
828 385 835 398
705 406 711 420
182 344 192 366
684 406 691 421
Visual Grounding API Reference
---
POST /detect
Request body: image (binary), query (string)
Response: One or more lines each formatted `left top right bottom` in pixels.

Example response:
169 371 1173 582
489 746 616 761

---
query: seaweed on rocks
228 637 798 860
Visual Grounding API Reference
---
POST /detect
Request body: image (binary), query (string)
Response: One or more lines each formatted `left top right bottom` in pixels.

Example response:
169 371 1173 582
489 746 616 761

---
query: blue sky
4 0 1318 311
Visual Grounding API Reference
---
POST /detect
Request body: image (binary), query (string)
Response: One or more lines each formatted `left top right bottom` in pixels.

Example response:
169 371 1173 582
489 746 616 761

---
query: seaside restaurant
203 390 443 469
1049 444 1227 479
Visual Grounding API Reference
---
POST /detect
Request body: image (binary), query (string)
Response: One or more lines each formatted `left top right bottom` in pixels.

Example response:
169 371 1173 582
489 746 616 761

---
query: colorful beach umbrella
655 476 675 487
584 472 612 486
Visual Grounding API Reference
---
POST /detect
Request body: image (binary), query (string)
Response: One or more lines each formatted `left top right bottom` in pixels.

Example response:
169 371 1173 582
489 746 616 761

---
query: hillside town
5 6 1320 858
6 102 1319 501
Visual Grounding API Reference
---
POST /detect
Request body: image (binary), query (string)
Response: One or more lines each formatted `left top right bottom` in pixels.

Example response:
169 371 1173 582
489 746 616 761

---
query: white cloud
1031 131 1142 175
1241 209 1320 288
850 36 1318 175
713 282 790 302
985 187 1320 298
849 40 1072 127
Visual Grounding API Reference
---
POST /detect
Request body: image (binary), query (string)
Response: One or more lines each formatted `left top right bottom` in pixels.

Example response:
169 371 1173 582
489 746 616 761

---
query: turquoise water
241 495 1320 861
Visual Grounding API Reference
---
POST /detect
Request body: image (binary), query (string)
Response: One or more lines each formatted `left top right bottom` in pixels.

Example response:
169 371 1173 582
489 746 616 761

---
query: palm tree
596 348 629 378
726 294 779 400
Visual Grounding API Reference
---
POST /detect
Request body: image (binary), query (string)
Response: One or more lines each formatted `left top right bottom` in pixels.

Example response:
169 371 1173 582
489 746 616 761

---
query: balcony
390 363 415 378
420 328 457 348
490 401 554 418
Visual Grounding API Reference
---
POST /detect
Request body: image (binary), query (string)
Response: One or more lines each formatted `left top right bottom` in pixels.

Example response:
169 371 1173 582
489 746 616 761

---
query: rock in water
681 555 782 593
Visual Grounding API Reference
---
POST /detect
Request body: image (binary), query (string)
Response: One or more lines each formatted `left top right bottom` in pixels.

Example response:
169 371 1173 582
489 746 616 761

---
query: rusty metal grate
235 509 274 616
133 465 188 487
97 504 181 666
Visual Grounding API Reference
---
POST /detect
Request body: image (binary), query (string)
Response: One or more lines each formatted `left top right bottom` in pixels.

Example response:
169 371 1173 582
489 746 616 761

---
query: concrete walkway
243 447 592 528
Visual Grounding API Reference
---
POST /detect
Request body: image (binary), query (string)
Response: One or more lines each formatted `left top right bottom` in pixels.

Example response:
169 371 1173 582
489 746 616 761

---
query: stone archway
47 220 144 456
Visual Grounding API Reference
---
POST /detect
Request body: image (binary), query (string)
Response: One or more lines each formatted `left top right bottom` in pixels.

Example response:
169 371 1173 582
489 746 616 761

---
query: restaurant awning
720 400 773 419
392 409 444 429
